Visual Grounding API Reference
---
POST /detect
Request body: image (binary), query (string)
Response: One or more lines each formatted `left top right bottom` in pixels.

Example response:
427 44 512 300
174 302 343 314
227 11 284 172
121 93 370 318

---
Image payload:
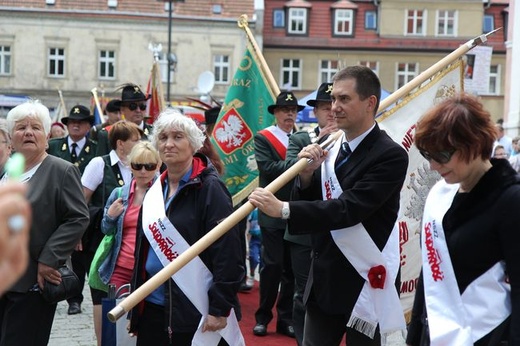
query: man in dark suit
284 82 336 345
249 66 408 345
89 98 121 142
95 83 153 156
47 105 97 175
47 104 97 315
252 91 304 339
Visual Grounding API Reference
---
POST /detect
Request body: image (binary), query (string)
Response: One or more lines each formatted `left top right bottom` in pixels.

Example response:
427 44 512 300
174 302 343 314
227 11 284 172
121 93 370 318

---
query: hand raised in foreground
0 182 31 295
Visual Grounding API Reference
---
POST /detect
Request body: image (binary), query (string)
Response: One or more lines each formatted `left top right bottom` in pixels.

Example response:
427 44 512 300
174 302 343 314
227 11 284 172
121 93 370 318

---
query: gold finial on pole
238 14 248 28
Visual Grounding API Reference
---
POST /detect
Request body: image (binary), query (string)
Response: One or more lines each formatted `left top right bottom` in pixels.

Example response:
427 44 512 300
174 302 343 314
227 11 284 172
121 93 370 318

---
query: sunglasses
125 102 147 111
131 163 158 171
419 149 455 164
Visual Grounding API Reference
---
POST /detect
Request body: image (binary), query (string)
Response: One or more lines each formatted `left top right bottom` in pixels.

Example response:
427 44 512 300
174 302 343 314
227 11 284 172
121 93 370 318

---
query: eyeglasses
278 106 297 113
131 162 158 171
419 149 456 164
125 102 147 111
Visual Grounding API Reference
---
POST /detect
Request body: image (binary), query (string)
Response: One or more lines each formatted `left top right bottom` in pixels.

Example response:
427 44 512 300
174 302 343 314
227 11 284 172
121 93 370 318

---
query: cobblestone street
49 284 96 346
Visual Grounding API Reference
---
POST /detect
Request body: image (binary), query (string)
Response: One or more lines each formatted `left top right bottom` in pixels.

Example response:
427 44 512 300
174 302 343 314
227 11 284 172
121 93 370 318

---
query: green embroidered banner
210 45 275 205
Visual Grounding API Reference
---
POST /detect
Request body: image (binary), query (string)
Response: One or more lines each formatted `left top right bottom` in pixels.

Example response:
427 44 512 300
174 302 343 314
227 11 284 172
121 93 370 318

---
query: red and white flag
146 61 165 124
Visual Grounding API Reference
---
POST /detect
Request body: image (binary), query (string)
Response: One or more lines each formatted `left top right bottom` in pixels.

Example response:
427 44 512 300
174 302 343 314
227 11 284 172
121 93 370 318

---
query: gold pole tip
238 14 249 28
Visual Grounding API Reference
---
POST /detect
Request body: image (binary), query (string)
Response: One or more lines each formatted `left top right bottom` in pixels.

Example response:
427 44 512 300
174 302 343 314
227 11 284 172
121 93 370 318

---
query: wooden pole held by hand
107 131 342 322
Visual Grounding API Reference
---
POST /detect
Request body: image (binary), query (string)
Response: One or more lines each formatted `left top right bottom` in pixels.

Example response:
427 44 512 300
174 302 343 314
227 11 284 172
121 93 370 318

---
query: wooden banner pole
108 131 342 322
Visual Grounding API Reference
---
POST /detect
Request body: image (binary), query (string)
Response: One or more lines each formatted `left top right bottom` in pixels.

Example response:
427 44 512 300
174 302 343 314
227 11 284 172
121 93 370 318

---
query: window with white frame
48 47 65 77
213 54 230 84
396 62 418 89
281 59 301 89
320 60 339 84
488 64 500 95
437 10 456 36
159 52 174 83
365 11 377 30
406 10 425 35
483 14 494 33
288 8 307 34
0 45 11 75
359 60 379 76
334 9 354 36
99 50 116 79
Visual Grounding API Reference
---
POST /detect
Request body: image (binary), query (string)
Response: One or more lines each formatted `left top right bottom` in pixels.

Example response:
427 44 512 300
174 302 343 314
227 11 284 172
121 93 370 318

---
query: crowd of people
0 66 519 346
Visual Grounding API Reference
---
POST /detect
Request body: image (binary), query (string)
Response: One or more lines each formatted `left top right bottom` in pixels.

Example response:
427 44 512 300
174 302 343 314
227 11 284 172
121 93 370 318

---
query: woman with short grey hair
0 100 89 346
130 109 245 346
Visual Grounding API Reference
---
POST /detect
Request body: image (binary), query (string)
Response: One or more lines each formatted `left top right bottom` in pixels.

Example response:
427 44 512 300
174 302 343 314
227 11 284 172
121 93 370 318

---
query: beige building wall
0 11 251 110
380 1 483 38
266 49 505 118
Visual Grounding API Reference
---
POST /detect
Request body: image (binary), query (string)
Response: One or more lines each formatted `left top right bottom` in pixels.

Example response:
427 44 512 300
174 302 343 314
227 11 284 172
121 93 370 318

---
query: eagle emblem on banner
213 107 253 154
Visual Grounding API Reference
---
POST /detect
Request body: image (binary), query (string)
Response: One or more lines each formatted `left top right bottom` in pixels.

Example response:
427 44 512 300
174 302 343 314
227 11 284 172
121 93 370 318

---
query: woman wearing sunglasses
129 109 244 346
407 93 520 345
97 141 160 294
82 120 143 345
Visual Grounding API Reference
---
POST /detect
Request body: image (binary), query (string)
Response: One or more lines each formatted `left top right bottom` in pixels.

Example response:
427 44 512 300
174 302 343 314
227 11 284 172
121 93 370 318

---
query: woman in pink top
98 141 160 292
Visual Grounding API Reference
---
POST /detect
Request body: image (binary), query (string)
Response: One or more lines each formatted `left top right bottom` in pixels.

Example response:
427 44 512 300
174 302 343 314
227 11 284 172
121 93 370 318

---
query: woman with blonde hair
82 120 143 345
96 141 160 292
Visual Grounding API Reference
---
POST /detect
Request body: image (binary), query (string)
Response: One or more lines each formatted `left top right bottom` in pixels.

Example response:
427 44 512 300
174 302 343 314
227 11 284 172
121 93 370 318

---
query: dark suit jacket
284 128 319 246
254 130 292 229
288 124 408 315
10 155 90 292
47 136 97 175
95 122 153 156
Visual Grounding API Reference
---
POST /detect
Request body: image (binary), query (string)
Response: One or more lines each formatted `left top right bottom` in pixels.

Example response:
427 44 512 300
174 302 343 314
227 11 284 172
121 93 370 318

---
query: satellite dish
197 71 215 94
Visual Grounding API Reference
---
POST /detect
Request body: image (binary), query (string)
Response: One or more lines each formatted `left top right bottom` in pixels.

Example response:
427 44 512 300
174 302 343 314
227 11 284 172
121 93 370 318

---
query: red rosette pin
367 265 386 289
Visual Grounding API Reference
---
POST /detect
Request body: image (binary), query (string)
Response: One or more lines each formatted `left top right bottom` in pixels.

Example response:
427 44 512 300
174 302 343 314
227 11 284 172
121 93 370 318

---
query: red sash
258 129 287 159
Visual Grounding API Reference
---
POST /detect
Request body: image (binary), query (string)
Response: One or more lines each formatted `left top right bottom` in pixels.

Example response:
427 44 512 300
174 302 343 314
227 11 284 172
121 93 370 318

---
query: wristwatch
281 202 290 220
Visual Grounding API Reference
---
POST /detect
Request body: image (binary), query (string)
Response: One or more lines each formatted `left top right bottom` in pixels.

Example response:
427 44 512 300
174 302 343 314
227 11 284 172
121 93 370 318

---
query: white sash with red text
321 135 406 344
142 177 244 346
422 180 510 345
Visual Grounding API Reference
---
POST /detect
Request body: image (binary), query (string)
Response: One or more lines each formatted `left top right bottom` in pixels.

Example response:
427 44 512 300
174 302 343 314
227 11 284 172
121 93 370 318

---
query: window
488 64 500 95
213 54 230 84
334 9 354 36
406 10 425 35
48 47 65 77
99 50 116 79
483 14 494 33
0 46 11 75
273 9 285 28
396 62 418 89
107 0 117 8
359 60 379 76
437 10 456 36
212 4 222 14
281 59 301 89
365 11 377 30
288 8 307 34
159 52 174 83
320 60 339 84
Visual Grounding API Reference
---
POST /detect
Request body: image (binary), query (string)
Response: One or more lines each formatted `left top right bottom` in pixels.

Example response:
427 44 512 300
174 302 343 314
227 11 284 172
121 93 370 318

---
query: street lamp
158 0 183 103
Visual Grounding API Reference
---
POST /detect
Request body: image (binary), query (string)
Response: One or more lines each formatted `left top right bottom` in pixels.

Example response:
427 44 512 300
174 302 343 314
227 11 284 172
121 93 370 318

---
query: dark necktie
335 142 352 170
71 143 78 163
